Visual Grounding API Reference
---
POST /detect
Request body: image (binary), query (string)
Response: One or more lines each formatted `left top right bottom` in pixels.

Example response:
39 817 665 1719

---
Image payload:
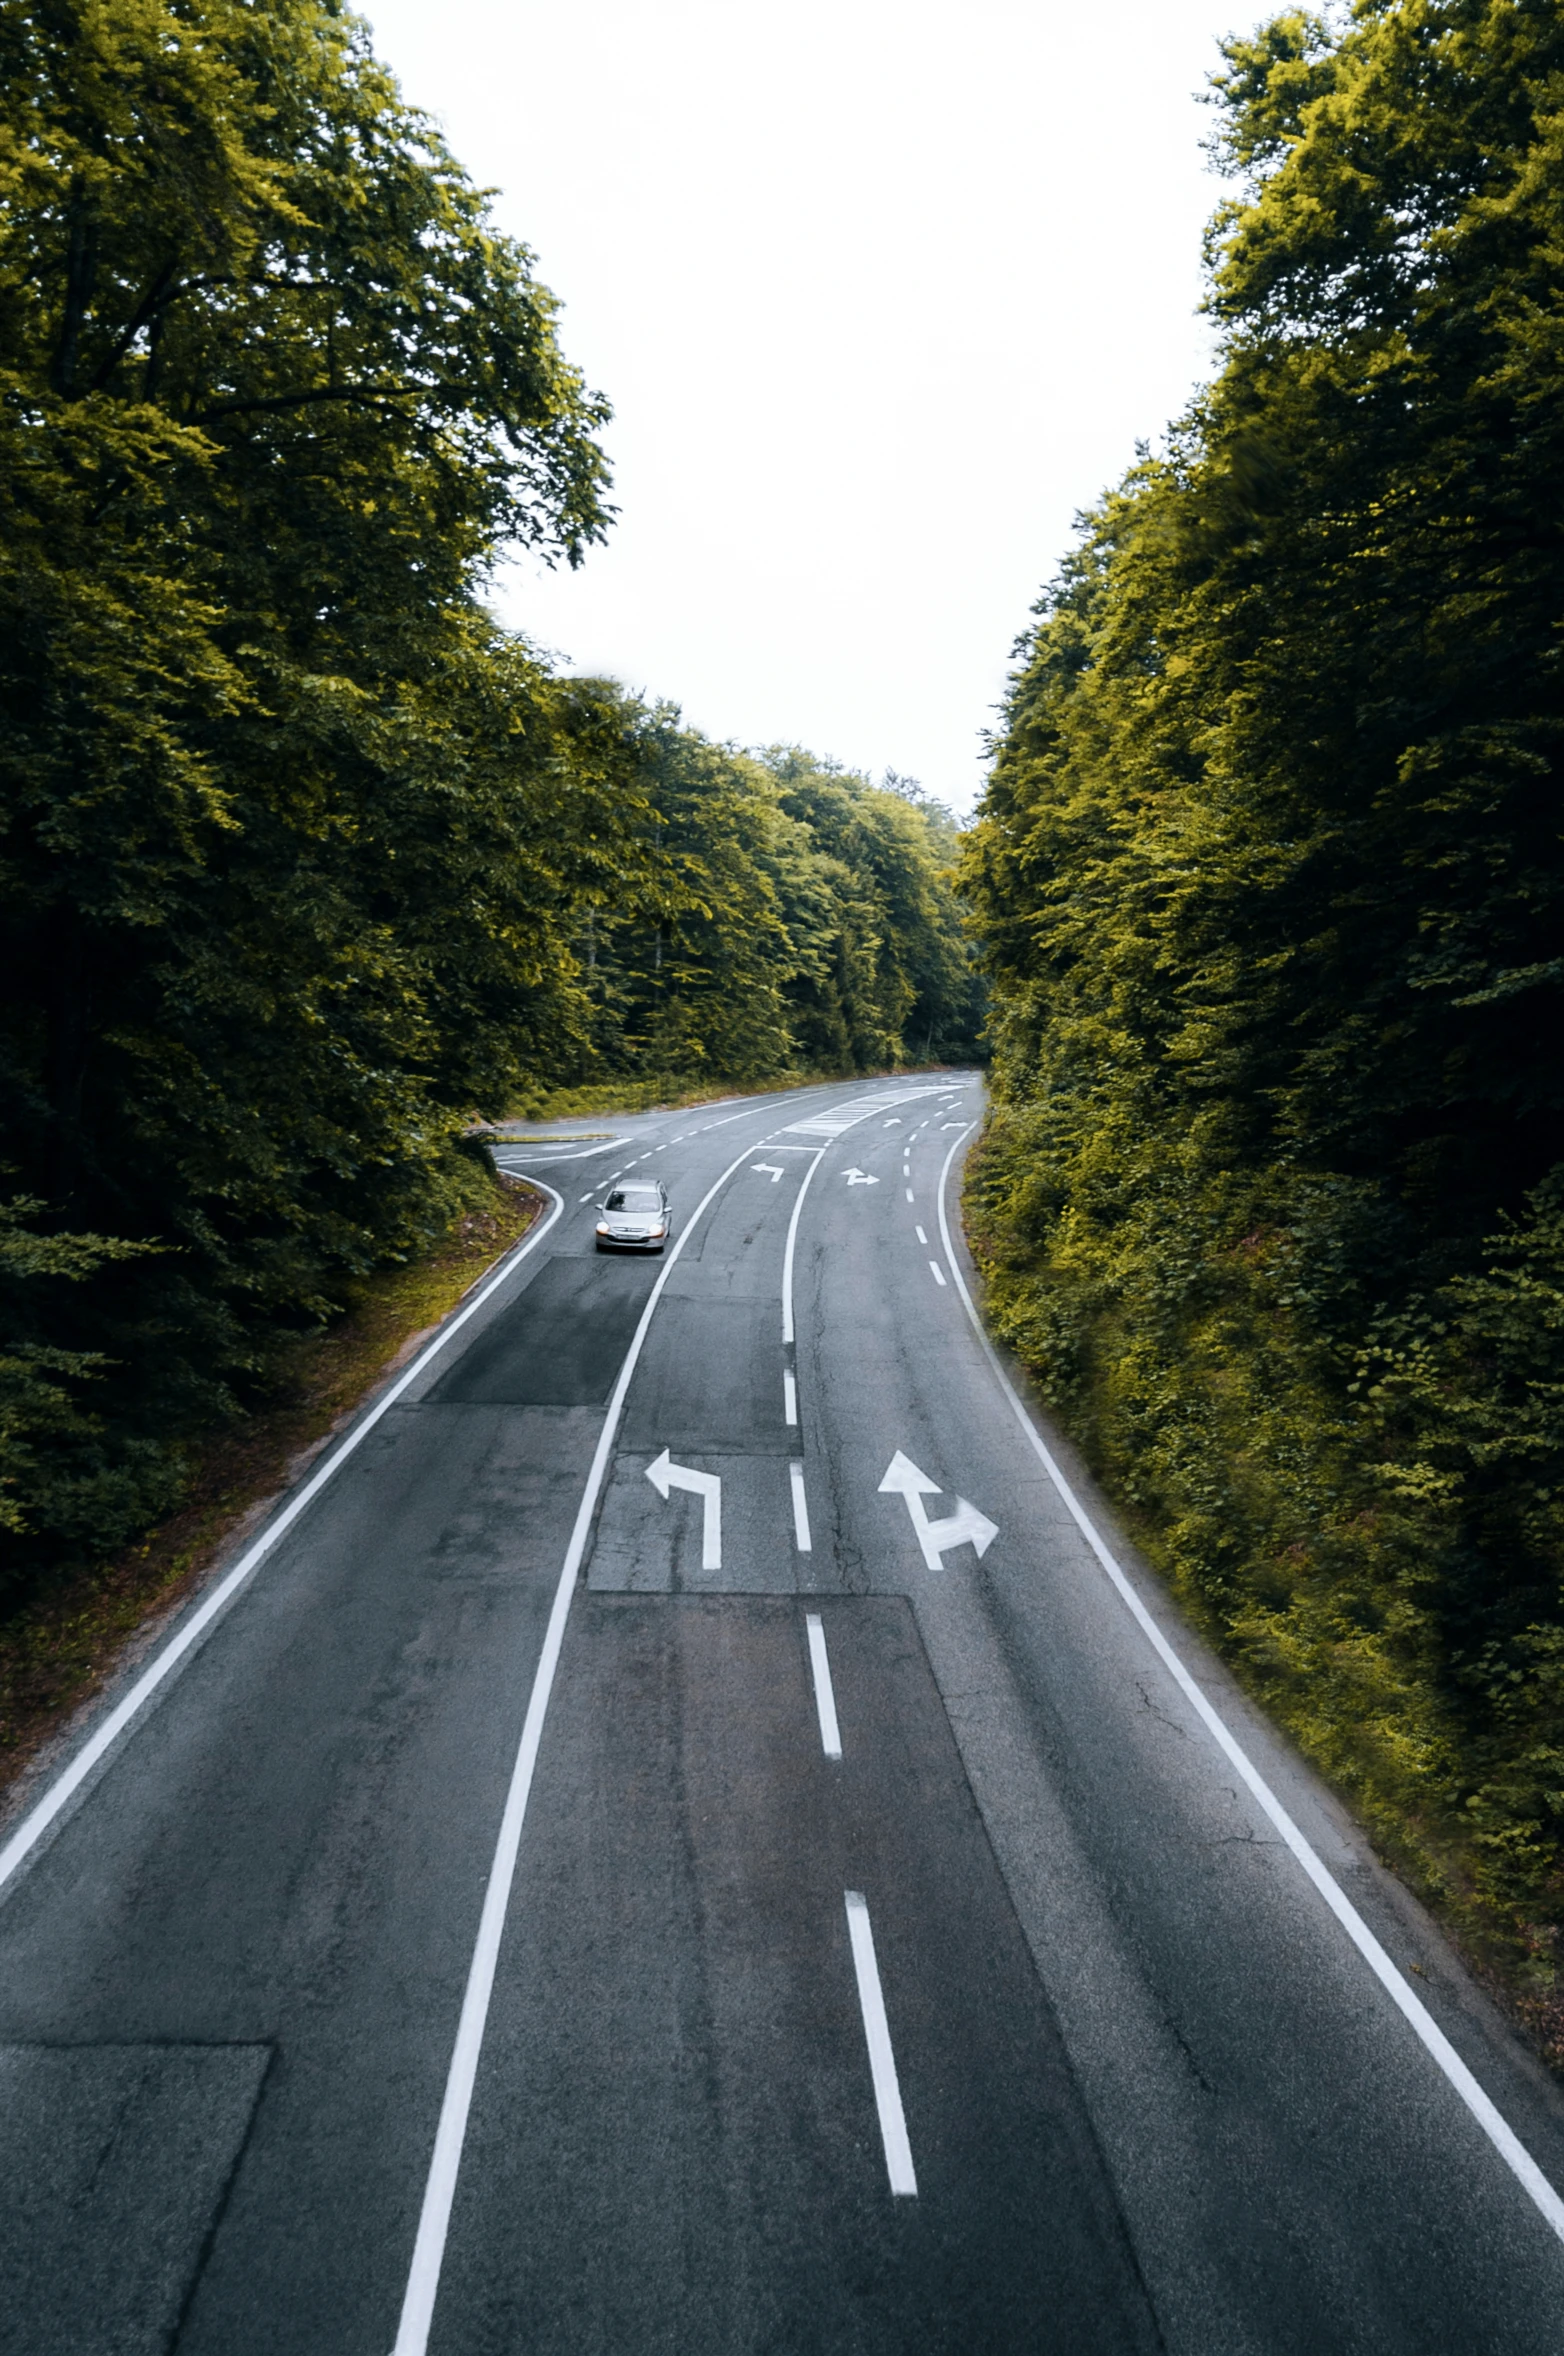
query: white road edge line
790 1460 812 1552
805 1614 842 1758
0 1182 568 1904
391 1122 802 2356
844 1891 917 2196
781 1147 828 1345
934 1121 1564 2250
496 1136 625 1164
784 1370 798 1427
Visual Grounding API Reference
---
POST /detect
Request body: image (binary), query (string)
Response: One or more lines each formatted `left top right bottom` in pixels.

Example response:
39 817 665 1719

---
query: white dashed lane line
845 1892 918 2199
805 1614 842 1759
790 1460 812 1552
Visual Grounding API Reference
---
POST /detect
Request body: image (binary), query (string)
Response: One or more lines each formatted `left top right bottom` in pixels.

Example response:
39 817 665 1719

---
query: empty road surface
4 1071 1564 2354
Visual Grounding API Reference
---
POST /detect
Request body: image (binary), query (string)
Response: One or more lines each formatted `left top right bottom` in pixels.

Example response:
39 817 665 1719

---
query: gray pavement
2 1072 1563 2352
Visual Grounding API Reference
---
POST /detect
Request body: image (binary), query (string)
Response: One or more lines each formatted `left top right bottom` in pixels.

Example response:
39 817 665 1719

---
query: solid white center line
784 1369 798 1426
790 1459 812 1551
781 1147 828 1344
805 1613 842 1758
915 1225 927 1245
929 1260 947 1286
844 1892 917 2197
389 1122 808 2356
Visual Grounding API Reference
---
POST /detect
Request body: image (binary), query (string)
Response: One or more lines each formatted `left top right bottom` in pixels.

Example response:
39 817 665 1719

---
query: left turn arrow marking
646 1449 722 1569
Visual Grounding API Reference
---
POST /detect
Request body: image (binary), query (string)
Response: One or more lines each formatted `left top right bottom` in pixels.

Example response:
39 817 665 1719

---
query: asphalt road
4 1071 1564 2353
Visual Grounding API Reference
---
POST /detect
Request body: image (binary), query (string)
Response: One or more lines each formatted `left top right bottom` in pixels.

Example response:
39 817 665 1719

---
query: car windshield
605 1187 660 1212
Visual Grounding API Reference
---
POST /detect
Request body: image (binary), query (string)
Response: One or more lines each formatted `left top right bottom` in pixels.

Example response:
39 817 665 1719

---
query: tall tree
0 0 623 1557
962 0 1564 1978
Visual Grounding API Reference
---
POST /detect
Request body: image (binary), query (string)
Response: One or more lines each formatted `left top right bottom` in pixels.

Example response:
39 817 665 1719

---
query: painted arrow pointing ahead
752 1163 784 1182
645 1449 722 1569
878 1449 998 1569
841 1168 880 1186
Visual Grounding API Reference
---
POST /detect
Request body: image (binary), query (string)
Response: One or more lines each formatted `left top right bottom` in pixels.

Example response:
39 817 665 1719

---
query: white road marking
0 1177 570 1903
781 1085 951 1139
805 1614 842 1758
784 1370 798 1426
579 1193 595 1204
929 1260 947 1286
752 1163 784 1182
790 1460 812 1552
878 1449 997 1567
915 1225 928 1244
841 1168 879 1186
645 1449 721 1569
782 1149 828 1345
844 1892 917 2197
883 1118 902 1126
493 1136 626 1165
0 1089 845 1911
905 1189 914 1203
932 1121 1564 2250
391 1128 801 2355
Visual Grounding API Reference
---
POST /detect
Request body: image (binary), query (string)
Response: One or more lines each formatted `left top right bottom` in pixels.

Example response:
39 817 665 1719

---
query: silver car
595 1180 672 1253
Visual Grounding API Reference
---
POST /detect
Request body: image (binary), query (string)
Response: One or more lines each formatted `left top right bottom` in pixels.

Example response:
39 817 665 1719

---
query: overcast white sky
360 0 1241 814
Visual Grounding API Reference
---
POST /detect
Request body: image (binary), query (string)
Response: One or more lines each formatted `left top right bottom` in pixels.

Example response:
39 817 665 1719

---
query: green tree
963 0 1564 1995
0 0 623 1561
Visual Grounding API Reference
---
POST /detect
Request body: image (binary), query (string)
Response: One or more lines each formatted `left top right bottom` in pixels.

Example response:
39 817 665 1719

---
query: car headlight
595 1221 610 1235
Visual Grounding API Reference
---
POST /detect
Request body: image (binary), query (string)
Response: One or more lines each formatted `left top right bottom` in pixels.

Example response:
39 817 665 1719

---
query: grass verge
0 1171 543 1811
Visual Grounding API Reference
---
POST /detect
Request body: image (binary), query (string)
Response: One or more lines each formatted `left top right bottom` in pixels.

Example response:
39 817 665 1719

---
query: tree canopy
962 0 1564 2012
0 0 978 1574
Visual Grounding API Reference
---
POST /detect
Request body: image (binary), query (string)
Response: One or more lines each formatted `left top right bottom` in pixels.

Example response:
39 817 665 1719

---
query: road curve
2 1071 1564 2354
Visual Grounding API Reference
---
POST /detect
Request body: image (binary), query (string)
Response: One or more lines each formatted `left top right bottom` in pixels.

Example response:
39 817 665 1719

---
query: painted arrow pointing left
878 1449 997 1569
646 1448 722 1569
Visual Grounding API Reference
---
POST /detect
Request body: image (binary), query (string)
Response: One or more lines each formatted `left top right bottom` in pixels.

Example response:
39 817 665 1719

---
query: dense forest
0 0 978 1581
963 0 1564 2020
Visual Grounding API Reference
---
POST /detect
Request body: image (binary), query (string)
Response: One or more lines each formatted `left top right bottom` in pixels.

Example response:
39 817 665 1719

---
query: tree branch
85 257 182 396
